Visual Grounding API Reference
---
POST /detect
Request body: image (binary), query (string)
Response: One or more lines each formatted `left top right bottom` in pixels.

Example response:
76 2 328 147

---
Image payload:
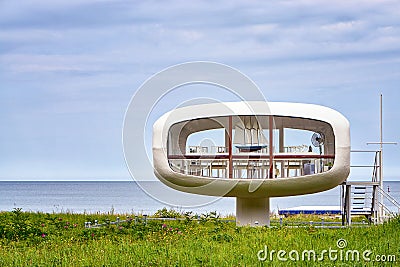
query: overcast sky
0 0 399 181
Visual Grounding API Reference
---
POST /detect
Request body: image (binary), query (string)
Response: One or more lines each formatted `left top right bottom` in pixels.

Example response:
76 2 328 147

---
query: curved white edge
152 101 350 198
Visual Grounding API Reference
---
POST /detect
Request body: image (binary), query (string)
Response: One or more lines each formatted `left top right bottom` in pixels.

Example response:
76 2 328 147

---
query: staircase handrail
377 187 400 214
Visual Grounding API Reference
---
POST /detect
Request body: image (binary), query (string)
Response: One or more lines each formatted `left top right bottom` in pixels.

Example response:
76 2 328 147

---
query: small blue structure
279 206 341 216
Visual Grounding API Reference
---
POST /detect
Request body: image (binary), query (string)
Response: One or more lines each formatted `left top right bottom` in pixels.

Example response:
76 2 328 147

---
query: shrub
154 208 182 218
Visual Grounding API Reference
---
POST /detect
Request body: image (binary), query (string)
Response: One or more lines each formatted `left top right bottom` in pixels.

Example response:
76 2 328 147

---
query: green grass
0 208 399 266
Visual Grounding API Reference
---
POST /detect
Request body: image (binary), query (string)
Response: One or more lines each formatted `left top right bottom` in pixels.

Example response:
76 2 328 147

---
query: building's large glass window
167 115 335 179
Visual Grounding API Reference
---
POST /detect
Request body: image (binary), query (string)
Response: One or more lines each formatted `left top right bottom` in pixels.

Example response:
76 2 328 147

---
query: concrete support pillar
236 197 270 227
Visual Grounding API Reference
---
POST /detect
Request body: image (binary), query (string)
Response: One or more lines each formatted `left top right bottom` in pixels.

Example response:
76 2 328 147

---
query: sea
0 181 399 215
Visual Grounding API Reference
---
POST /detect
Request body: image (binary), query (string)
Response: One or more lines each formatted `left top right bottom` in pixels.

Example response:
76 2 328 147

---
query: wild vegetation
0 208 399 266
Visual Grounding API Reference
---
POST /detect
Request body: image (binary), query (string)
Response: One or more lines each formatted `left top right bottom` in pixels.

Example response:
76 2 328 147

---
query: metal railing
168 155 334 179
377 187 400 215
349 150 381 182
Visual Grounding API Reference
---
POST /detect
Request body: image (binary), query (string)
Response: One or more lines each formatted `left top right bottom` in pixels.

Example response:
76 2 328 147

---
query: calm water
0 181 399 215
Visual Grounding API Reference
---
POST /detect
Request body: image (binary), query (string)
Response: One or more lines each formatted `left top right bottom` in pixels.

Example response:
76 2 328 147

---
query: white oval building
153 101 350 226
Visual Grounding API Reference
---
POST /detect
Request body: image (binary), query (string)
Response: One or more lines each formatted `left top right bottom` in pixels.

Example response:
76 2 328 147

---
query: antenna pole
380 94 384 223
367 94 397 223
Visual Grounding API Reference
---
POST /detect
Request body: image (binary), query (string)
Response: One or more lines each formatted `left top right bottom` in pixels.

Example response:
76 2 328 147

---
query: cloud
1 0 400 180
1 0 400 67
0 1 137 29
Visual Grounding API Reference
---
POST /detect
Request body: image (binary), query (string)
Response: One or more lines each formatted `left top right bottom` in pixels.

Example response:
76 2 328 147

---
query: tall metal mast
367 94 397 223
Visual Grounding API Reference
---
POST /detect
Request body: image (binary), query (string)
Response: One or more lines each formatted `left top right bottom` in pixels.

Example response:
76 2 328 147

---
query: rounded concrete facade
152 101 350 226
153 101 350 197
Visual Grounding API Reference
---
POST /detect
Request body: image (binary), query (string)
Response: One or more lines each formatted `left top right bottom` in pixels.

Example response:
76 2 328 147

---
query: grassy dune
0 208 399 266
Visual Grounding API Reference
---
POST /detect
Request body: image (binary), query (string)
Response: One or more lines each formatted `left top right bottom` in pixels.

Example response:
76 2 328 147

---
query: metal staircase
351 185 373 215
342 150 400 225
